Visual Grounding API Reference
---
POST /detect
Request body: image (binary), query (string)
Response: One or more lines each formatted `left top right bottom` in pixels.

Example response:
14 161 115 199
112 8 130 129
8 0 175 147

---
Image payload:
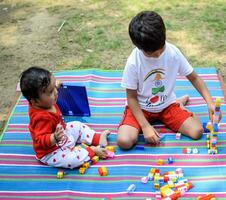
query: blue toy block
202 122 209 132
57 84 91 116
213 123 218 132
135 145 145 150
167 157 173 164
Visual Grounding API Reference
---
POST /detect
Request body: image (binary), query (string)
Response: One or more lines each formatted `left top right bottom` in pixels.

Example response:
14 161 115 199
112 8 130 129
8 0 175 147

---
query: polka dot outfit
40 121 95 169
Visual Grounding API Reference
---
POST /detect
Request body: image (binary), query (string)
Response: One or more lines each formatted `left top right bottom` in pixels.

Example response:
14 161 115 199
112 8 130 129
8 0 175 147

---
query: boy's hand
208 102 222 123
142 125 160 144
91 146 108 159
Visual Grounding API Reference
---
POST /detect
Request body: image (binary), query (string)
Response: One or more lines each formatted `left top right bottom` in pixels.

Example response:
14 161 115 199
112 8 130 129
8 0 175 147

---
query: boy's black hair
129 11 166 52
20 66 51 103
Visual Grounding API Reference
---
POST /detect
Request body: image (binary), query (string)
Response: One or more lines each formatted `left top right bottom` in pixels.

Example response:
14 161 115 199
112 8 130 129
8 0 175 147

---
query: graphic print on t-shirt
144 68 167 107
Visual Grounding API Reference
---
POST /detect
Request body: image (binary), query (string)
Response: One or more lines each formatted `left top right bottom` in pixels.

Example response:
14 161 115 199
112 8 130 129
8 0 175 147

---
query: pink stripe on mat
0 191 226 199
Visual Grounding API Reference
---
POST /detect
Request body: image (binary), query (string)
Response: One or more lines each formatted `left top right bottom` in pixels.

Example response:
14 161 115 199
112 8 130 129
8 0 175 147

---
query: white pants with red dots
40 121 95 169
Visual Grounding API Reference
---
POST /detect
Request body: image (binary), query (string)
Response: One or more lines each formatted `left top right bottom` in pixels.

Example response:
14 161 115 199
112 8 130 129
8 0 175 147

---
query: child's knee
117 137 136 150
189 126 203 140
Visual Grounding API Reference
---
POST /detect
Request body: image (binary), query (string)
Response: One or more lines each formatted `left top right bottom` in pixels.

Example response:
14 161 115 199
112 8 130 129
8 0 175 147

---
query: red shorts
119 103 192 132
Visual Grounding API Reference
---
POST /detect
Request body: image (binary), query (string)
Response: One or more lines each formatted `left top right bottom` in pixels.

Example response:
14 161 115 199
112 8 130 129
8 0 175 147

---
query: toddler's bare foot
91 146 108 159
99 130 110 147
176 94 189 110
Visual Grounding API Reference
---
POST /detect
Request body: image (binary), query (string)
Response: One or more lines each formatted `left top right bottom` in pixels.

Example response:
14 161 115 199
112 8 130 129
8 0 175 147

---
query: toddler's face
34 75 58 109
142 45 165 58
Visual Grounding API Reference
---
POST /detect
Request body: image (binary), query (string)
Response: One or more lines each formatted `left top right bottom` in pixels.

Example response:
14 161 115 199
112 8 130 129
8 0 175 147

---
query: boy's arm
126 89 160 144
186 71 217 121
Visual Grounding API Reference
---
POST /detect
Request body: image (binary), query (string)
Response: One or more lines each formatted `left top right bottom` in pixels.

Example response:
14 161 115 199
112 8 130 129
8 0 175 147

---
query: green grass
2 0 226 70
52 0 226 69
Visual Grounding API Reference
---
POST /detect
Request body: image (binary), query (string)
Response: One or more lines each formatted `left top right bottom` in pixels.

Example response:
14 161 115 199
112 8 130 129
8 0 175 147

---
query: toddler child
20 66 110 168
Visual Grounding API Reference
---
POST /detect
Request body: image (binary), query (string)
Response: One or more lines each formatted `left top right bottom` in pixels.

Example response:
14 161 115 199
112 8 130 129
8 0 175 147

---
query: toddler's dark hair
129 11 166 52
20 66 51 103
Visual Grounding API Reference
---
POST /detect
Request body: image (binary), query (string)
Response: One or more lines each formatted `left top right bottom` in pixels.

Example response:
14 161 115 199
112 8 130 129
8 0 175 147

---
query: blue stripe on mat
1 68 226 199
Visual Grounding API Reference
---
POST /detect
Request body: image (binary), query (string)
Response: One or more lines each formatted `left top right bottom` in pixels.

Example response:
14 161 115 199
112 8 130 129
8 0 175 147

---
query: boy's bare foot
176 94 189 110
99 130 110 147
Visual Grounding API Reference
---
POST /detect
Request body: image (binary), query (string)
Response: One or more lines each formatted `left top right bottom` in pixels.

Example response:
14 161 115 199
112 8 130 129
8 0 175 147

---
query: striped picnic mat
1 68 226 199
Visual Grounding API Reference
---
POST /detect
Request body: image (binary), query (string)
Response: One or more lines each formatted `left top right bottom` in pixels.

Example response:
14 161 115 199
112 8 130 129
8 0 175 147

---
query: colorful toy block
175 132 181 140
141 176 148 183
82 161 90 169
98 166 108 176
105 146 115 152
126 184 136 193
135 145 145 150
57 170 65 179
79 167 86 174
106 150 115 158
157 159 164 165
146 167 193 199
197 194 216 200
167 157 173 164
91 156 99 164
204 97 221 154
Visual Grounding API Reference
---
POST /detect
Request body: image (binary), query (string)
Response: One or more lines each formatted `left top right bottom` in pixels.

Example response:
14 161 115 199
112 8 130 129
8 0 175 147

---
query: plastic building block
206 122 213 132
57 170 65 179
160 185 178 198
160 134 166 141
182 148 192 154
135 145 145 150
155 194 162 200
205 98 221 154
141 176 148 183
213 124 218 132
215 97 221 107
175 132 181 140
167 157 173 164
192 148 199 154
82 162 90 169
126 184 136 194
91 156 99 164
197 194 216 200
204 98 221 154
187 148 192 154
79 167 86 174
106 150 115 158
157 159 164 165
98 166 108 176
183 148 199 154
154 181 160 189
105 146 115 152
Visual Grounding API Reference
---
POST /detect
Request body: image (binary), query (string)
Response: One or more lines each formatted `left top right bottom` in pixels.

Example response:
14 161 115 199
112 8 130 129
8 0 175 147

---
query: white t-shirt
121 42 193 113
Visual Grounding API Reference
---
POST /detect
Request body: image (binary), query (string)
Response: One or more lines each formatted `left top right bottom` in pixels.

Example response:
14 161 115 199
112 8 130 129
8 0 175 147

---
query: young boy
20 66 110 168
117 11 216 149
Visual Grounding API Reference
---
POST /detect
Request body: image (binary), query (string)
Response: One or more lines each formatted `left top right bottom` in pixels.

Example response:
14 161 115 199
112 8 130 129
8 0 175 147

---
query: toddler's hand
91 146 108 159
54 124 65 142
55 79 63 89
142 125 160 144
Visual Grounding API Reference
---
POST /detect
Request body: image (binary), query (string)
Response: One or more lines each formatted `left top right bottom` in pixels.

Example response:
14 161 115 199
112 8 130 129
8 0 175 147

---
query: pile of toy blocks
79 145 115 174
203 97 221 154
147 168 193 199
